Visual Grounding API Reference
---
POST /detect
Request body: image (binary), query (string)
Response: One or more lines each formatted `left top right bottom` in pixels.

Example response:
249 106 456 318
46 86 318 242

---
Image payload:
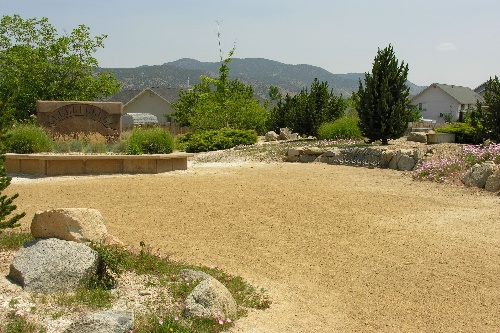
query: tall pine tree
477 76 500 142
357 44 410 145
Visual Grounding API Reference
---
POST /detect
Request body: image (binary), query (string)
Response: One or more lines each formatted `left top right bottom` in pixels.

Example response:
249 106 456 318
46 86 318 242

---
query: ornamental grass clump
5 124 52 153
126 127 174 155
412 157 464 183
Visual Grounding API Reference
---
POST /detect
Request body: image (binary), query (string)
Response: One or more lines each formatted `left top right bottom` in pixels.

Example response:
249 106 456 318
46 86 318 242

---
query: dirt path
6 162 500 332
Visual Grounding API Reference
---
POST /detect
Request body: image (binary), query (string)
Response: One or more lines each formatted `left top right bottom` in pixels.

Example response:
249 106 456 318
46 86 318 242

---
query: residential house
410 83 484 123
106 87 183 124
474 82 487 97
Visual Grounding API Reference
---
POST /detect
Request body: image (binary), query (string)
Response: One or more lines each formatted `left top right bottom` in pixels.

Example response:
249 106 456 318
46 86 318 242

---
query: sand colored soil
6 162 500 332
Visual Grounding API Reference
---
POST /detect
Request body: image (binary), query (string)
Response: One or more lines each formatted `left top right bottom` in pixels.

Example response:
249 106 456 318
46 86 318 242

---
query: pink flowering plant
134 311 234 333
3 310 46 333
413 143 500 183
462 142 500 166
412 157 465 183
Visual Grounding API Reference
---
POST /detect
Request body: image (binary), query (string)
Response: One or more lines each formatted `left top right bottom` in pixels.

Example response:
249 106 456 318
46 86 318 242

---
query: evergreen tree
357 44 410 145
0 112 25 233
268 79 346 137
477 76 500 142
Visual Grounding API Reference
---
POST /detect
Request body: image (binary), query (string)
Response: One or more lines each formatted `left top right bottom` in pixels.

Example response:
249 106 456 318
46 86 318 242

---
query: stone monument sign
37 101 122 140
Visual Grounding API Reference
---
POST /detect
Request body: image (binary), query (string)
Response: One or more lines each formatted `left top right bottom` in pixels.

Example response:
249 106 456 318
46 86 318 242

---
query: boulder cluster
462 162 500 192
287 146 424 171
6 208 237 332
264 128 300 142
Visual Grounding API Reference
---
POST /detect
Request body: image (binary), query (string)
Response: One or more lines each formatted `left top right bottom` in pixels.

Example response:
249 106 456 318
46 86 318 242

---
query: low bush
5 124 52 153
317 116 363 140
435 123 482 144
126 127 174 155
177 128 258 153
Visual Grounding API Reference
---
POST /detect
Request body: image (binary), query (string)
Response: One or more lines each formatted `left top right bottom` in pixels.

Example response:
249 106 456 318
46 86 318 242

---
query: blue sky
2 0 499 89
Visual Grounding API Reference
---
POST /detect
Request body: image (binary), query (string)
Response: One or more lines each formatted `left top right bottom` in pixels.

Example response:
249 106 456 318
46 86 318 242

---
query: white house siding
410 86 460 123
124 92 175 123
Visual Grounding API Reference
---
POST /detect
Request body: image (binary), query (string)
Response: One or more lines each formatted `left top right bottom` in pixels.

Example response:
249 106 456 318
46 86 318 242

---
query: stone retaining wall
287 146 424 171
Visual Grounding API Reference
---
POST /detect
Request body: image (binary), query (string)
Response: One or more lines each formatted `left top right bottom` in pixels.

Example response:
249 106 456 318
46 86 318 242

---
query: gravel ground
1 138 498 333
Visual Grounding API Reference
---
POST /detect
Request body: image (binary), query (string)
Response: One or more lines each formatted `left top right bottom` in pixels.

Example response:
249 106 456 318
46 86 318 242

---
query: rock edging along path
287 146 424 171
4 152 193 176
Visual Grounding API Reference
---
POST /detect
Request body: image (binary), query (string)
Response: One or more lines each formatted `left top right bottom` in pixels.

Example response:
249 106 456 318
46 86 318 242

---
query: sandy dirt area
5 162 500 332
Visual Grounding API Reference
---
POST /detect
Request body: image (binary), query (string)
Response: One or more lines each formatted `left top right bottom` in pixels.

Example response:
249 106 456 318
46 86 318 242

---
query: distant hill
99 58 425 98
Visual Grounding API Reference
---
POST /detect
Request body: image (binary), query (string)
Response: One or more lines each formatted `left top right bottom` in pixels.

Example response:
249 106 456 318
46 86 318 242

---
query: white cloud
437 42 458 52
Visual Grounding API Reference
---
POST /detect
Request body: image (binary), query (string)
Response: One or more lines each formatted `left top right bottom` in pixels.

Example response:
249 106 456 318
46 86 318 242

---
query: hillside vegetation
98 58 425 98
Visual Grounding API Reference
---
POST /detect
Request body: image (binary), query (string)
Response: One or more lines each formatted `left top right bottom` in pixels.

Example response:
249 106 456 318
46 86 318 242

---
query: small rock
64 310 134 333
183 278 237 319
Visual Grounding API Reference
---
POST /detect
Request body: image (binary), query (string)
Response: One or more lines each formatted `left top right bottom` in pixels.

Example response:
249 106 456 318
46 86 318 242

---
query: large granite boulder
485 168 500 192
183 275 237 319
279 128 299 140
64 310 134 333
407 132 427 143
8 238 99 293
388 149 418 171
462 162 497 188
397 154 417 171
31 208 108 243
380 150 395 168
264 131 279 142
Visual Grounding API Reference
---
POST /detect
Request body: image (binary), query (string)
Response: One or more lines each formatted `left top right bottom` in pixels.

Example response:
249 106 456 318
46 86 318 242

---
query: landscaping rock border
287 146 424 171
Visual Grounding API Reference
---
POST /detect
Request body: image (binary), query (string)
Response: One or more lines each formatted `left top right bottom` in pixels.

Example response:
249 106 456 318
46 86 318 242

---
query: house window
418 103 423 110
461 104 466 110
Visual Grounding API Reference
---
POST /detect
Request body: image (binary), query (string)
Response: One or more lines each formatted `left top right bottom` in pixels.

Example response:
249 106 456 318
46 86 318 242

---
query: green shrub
177 128 258 153
318 116 363 140
5 124 52 153
126 127 174 155
435 123 482 144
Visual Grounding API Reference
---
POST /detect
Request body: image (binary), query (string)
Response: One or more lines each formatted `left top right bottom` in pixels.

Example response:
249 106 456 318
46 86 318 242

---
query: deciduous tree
0 14 121 120
172 49 268 133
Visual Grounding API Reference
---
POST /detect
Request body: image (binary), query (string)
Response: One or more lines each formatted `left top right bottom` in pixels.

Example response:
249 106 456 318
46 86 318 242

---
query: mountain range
99 58 426 99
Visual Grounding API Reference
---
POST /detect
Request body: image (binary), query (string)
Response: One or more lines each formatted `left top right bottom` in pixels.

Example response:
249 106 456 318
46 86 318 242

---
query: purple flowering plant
413 142 500 183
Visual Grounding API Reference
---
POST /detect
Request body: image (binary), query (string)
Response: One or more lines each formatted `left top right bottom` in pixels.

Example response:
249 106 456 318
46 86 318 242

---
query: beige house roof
106 87 183 106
